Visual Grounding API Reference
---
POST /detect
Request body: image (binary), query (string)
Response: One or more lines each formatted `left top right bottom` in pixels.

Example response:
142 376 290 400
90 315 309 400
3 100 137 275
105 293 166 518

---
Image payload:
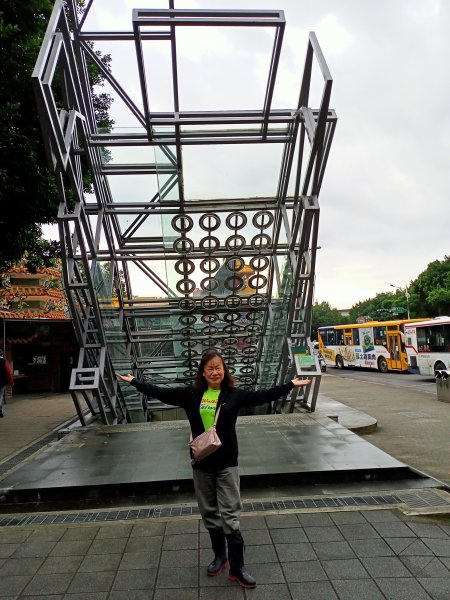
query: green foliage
348 292 402 323
0 0 58 271
24 239 61 273
409 255 450 317
0 1 113 271
311 302 348 339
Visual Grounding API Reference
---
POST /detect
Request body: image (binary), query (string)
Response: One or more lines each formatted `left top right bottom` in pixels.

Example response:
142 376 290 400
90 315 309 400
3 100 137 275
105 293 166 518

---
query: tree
0 0 58 271
409 256 450 317
0 1 113 271
347 292 398 324
311 302 348 339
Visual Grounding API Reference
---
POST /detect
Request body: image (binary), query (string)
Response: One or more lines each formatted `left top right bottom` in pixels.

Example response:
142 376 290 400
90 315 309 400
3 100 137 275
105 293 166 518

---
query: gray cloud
80 0 449 307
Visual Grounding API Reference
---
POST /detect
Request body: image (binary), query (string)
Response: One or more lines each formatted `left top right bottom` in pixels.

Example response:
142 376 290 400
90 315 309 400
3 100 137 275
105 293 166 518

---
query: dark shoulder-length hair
193 348 235 391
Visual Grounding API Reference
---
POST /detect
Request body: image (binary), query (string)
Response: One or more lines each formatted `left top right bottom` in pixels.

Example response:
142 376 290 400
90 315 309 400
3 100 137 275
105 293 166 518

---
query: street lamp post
390 284 410 319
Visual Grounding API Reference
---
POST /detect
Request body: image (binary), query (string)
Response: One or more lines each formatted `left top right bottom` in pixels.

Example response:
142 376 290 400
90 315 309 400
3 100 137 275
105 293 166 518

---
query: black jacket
130 379 295 471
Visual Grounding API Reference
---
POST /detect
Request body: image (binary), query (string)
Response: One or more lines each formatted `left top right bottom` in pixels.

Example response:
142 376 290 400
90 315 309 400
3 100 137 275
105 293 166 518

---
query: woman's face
203 356 225 390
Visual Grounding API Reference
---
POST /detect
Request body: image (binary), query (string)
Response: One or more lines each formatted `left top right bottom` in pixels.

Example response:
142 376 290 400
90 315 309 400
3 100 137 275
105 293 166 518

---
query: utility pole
390 284 410 319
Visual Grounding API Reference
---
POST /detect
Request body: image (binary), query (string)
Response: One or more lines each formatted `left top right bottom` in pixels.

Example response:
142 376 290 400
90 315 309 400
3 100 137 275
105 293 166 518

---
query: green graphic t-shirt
199 388 220 431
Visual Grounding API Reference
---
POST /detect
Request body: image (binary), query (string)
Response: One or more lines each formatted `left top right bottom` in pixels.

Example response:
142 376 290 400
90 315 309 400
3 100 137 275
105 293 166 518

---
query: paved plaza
0 380 449 599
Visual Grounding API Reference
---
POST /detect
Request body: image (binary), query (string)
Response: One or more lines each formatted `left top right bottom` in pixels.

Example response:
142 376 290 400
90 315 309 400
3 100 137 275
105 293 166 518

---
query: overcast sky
50 0 449 308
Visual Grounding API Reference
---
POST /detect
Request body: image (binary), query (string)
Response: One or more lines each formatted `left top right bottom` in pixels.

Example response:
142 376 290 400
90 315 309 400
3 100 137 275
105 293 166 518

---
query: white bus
404 316 450 376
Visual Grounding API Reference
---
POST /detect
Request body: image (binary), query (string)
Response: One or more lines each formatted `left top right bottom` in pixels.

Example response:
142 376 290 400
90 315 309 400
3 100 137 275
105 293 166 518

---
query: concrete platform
0 412 436 510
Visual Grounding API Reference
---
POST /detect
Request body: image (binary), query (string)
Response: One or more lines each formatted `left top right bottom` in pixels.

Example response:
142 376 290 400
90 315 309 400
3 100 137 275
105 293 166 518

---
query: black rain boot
207 527 229 576
226 530 256 589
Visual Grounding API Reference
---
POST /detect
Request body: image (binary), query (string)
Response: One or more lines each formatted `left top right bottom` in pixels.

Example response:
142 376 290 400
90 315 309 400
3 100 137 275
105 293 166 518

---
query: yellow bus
317 319 425 373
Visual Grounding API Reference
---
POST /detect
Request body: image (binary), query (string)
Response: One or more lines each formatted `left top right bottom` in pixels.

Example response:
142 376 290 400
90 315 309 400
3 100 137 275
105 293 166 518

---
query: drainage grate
0 493 403 527
398 488 450 509
0 432 59 477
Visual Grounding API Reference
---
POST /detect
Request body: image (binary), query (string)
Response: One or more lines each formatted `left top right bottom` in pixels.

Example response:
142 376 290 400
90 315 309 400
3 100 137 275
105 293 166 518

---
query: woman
116 349 311 589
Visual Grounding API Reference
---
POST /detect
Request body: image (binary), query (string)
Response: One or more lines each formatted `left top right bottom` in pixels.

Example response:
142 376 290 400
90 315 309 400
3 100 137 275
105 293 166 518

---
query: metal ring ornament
226 211 247 230
250 255 269 271
224 275 244 292
248 294 266 307
199 236 220 253
226 234 246 253
174 237 194 254
248 274 267 290
223 336 238 347
183 358 199 368
252 210 274 229
184 369 197 378
201 313 218 324
199 213 221 232
180 327 196 337
174 259 195 275
180 339 197 348
179 298 196 311
225 295 241 308
172 214 194 233
200 277 219 292
223 311 240 322
241 356 255 365
179 314 197 326
181 348 199 358
251 233 271 251
223 356 236 365
176 278 196 294
223 324 240 334
225 256 245 272
200 257 220 274
201 296 219 309
202 325 218 336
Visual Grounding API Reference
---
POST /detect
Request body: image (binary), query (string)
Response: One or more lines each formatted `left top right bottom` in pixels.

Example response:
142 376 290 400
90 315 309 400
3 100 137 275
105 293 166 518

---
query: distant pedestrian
116 348 311 589
0 349 14 417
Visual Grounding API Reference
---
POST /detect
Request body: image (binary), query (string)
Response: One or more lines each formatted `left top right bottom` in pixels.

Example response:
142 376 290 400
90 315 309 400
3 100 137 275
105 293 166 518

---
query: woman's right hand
115 372 135 383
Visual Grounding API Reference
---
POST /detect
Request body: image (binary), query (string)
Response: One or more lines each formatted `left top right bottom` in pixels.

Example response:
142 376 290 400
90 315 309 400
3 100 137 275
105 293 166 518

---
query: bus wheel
434 361 446 372
335 356 344 369
378 357 388 373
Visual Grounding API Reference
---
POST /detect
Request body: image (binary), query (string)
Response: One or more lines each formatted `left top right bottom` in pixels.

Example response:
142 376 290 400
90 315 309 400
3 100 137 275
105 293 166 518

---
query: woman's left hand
291 377 312 387
116 372 135 383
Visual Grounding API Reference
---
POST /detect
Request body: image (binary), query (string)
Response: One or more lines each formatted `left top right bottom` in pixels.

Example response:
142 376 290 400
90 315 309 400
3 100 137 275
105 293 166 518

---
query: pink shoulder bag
189 405 222 464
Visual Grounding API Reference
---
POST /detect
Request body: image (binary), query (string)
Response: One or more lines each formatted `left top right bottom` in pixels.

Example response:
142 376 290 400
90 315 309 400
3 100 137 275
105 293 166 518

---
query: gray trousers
192 466 242 534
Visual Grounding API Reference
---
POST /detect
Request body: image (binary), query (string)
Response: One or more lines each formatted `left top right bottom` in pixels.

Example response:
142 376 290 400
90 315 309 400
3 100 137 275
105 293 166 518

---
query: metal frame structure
32 1 337 425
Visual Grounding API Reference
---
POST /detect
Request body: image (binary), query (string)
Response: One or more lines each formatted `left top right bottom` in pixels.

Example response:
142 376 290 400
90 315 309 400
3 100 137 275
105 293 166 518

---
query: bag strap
213 404 221 426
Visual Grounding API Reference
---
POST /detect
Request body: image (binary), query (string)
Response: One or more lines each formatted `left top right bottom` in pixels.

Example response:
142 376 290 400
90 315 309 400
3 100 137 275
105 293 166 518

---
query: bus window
318 328 336 346
344 334 352 345
416 327 429 352
353 329 360 345
373 326 387 348
336 331 345 345
428 325 445 352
